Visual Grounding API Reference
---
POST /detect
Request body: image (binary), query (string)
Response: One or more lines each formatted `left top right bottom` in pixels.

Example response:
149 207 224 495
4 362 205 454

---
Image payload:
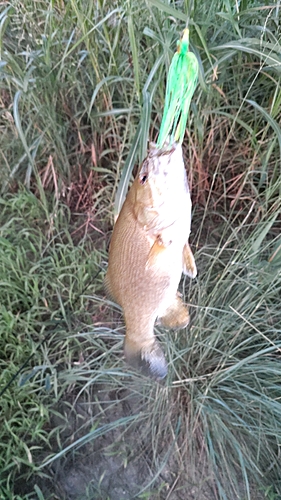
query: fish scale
105 143 197 379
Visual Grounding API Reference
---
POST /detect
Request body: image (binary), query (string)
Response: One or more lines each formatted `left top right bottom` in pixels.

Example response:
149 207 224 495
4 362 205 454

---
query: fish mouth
140 142 179 179
149 141 177 157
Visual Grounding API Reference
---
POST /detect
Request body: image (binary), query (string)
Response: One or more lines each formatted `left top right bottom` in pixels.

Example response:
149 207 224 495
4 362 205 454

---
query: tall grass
1 0 281 498
0 190 106 499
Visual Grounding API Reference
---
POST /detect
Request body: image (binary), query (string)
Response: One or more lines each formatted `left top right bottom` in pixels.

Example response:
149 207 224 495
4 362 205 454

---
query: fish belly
106 199 185 337
105 170 191 378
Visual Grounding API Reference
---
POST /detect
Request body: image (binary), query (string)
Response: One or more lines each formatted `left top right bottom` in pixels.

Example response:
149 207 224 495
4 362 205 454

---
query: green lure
157 29 199 148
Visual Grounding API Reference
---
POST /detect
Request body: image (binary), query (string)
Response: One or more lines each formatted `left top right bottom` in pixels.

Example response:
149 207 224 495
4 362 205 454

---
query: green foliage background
0 1 281 499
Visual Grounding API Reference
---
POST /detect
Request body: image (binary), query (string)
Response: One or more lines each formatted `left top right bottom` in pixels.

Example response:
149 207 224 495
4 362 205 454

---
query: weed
1 0 281 499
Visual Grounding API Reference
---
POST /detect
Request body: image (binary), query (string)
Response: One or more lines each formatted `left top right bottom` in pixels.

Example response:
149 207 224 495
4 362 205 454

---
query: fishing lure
157 28 199 148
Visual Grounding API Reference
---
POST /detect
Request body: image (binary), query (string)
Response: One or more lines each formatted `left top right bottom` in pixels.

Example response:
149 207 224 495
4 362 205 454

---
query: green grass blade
246 98 281 155
146 0 188 23
113 121 142 219
127 8 140 101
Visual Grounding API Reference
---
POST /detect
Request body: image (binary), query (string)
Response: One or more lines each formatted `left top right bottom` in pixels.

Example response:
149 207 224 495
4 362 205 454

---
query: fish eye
139 159 149 184
139 174 148 184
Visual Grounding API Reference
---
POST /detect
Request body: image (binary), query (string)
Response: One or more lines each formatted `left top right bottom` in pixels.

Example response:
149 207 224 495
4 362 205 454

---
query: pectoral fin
159 294 190 329
145 236 171 270
183 243 197 279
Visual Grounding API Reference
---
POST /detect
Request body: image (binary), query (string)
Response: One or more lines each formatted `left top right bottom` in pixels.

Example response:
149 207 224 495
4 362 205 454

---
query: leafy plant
1 0 281 499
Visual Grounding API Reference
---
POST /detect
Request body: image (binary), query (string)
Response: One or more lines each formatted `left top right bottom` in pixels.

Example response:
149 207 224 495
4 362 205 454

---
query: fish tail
124 337 167 380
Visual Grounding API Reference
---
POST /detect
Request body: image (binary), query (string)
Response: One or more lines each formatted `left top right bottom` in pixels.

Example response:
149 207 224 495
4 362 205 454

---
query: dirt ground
33 380 218 500
28 377 265 500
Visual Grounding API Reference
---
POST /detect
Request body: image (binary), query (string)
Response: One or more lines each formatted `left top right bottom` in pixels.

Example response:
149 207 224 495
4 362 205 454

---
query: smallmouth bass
105 142 197 379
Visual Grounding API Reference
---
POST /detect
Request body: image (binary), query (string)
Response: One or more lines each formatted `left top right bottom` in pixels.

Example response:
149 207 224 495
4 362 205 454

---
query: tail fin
124 337 167 380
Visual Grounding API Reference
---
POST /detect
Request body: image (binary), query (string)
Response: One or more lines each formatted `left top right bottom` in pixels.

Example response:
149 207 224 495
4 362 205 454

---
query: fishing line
0 267 103 398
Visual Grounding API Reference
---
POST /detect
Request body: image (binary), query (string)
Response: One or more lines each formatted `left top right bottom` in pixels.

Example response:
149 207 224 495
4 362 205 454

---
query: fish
105 142 197 379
